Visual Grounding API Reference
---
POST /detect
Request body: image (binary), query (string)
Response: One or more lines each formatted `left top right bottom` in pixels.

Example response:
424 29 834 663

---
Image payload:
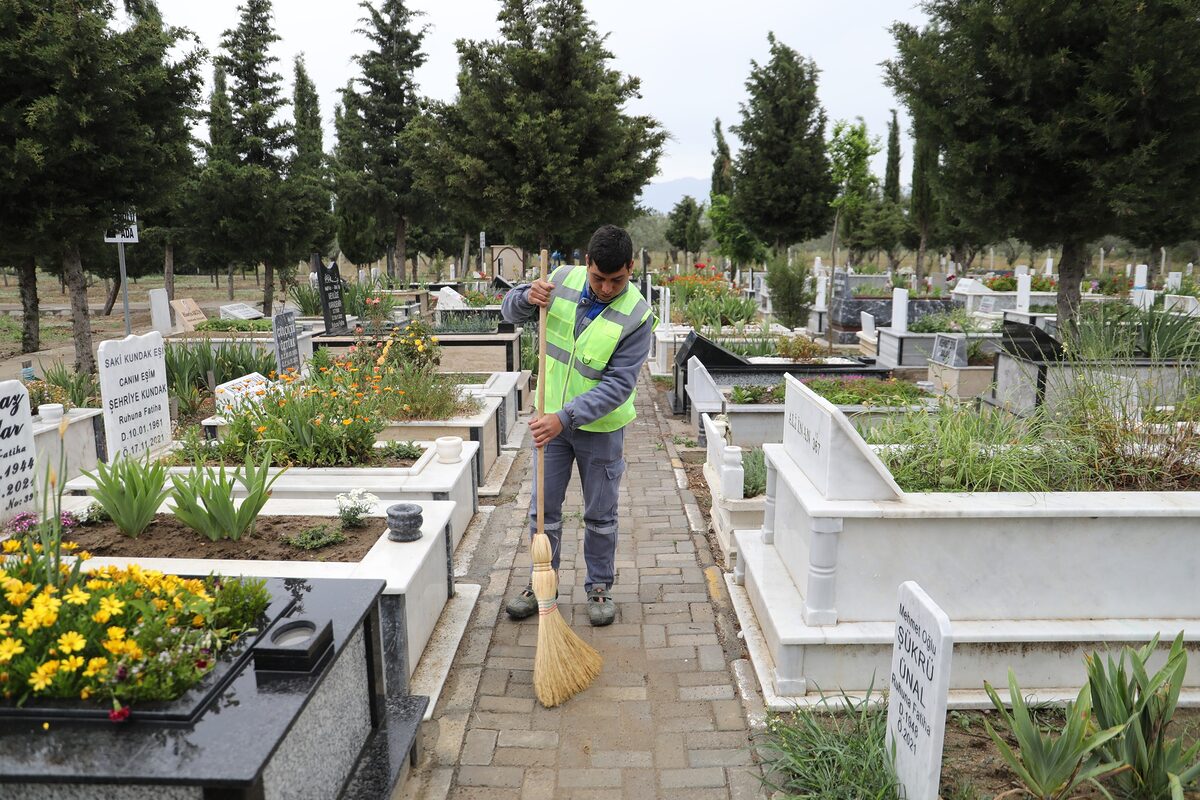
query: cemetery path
405 368 765 800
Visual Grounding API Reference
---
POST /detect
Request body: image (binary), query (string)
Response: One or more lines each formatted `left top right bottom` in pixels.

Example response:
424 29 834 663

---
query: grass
756 687 899 800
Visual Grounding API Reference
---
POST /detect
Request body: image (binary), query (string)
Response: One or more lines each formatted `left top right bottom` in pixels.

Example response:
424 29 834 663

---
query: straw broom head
531 533 602 707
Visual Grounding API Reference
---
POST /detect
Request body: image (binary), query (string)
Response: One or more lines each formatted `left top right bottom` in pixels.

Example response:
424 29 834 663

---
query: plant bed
0 575 428 800
828 295 956 345
166 328 315 367
876 324 1001 368
33 408 102 484
731 374 1200 705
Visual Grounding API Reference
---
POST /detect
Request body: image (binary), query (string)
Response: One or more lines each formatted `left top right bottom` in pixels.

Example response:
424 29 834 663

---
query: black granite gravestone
672 331 748 414
319 261 348 335
273 310 301 374
1001 320 1064 361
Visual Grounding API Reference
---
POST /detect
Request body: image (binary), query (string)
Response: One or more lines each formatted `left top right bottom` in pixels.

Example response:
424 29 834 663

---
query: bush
84 456 173 538
288 283 322 315
282 525 347 551
765 256 813 329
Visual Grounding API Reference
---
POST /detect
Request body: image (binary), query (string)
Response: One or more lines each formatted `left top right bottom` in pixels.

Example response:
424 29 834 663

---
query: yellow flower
256 426 268 434
4 590 29 607
57 631 86 654
92 609 111 625
103 639 125 655
342 418 352 426
98 596 124 618
63 586 90 605
80 687 91 700
83 657 108 678
28 662 56 691
0 639 26 663
61 655 84 672
1 540 20 554
123 641 143 660
106 626 126 642
192 614 205 627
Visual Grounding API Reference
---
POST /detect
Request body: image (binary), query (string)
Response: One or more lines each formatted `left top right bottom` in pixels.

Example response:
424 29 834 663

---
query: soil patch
66 514 382 562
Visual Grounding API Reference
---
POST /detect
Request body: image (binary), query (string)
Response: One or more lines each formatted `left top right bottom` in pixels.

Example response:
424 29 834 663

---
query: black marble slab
340 694 429 800
0 577 384 789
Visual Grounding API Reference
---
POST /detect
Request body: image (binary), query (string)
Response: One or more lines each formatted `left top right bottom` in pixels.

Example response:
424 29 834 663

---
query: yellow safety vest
543 265 657 432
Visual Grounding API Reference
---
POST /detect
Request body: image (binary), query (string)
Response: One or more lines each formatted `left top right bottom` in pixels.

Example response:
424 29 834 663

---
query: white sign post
886 581 954 800
98 332 171 461
0 381 37 525
104 210 139 336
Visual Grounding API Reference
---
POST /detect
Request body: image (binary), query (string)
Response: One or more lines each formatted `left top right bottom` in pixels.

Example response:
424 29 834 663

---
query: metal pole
118 242 131 335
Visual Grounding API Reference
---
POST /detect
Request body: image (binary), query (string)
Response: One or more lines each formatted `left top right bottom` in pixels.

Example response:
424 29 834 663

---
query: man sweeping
501 224 656 627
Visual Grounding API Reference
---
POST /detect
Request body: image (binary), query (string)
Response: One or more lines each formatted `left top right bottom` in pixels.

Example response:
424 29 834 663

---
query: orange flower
256 426 267 434
342 418 352 426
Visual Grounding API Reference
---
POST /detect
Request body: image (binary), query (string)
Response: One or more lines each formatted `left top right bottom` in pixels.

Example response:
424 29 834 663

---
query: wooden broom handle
536 249 549 539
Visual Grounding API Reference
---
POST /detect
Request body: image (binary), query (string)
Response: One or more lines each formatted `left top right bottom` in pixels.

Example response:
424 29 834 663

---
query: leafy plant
168 453 285 541
282 524 347 551
805 376 927 407
983 672 1126 800
1086 633 1200 799
743 448 766 497
433 314 499 334
777 335 823 362
756 683 899 800
41 361 99 407
24 379 70 412
84 456 173 538
379 441 424 460
195 318 273 332
765 253 814 329
288 283 322 315
336 488 379 528
908 309 977 334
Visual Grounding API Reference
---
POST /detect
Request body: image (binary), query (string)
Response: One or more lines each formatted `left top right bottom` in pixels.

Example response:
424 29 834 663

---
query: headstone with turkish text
930 334 967 368
319 261 348 335
0 381 37 524
886 582 953 800
272 310 301 374
170 298 207 331
98 332 171 460
978 295 998 314
219 302 263 320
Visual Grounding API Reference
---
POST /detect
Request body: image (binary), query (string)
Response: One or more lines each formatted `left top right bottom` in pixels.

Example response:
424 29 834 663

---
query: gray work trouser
528 425 625 589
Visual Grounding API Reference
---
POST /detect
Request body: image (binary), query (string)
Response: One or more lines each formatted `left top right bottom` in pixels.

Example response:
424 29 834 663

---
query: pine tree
883 109 901 205
218 0 292 313
0 0 201 371
711 119 733 197
337 0 429 282
409 0 665 251
732 33 834 252
287 55 334 269
666 197 701 264
888 1 1200 319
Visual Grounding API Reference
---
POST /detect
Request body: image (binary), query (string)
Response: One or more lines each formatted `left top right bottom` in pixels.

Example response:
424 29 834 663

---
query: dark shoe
506 585 538 620
587 584 615 627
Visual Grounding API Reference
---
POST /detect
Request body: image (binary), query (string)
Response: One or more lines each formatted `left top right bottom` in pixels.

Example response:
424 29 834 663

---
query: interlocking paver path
406 370 763 799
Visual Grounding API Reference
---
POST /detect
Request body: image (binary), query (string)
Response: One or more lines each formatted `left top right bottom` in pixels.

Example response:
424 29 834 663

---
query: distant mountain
638 177 710 214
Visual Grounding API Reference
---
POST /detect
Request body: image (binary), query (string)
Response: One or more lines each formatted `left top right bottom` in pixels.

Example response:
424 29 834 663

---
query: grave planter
653 324 692 376
927 360 995 400
373 396 504 488
454 371 523 448
952 287 1058 313
731 375 1200 706
875 329 1001 369
166 329 315 368
379 289 430 316
33 408 102 484
828 296 956 345
316 327 524 374
0 576 429 800
700 413 764 569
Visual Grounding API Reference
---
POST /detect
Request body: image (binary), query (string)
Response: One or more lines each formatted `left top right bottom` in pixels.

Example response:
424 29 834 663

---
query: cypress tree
288 55 334 266
711 119 733 197
883 109 901 205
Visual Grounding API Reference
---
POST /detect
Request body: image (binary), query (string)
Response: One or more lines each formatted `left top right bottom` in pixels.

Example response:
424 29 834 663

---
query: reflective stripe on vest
542 265 657 432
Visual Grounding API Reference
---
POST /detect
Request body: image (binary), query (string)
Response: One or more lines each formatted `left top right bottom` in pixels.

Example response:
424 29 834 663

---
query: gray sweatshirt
502 276 654 431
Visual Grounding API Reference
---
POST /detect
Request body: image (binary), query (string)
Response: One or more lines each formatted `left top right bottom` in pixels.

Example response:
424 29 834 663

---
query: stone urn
386 503 423 542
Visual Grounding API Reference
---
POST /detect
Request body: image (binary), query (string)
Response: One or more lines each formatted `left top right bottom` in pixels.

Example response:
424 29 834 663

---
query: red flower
195 659 209 670
109 704 131 723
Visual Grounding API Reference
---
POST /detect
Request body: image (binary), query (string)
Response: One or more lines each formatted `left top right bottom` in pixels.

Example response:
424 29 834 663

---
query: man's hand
526 279 555 308
530 413 563 448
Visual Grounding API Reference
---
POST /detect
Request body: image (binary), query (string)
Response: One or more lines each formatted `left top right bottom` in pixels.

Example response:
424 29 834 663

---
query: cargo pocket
602 457 626 482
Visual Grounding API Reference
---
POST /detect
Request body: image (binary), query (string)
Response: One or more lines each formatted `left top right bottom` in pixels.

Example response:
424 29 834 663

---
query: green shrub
84 456 173 537
288 283 322 315
168 453 284 541
196 318 273 332
282 525 347 551
41 361 99 406
210 576 271 631
765 256 814 329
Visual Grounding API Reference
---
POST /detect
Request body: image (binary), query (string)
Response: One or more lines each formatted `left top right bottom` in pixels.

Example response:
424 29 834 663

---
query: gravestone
814 276 828 310
1135 289 1156 311
930 272 947 291
436 287 467 310
1188 263 1195 277
930 334 967 368
978 295 998 314
219 302 263 320
1014 264 1029 277
1167 272 1183 291
371 266 381 284
0 381 37 524
891 288 909 333
319 261 348 335
781 374 900 502
272 310 301 374
215 372 270 416
1134 264 1149 290
859 312 876 338
1044 257 1054 277
358 269 368 285
1015 274 1032 312
832 270 850 301
98 332 171 460
170 298 207 331
149 289 173 335
1125 264 1132 278
660 287 672 327
886 582 953 800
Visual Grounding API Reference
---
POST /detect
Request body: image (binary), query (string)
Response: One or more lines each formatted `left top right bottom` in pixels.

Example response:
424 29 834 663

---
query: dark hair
586 225 633 273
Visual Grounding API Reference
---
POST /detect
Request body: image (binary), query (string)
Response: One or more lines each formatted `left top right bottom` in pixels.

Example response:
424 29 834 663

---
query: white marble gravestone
1044 257 1054 277
886 582 953 800
149 289 173 335
219 302 264 321
1167 272 1183 292
0 380 37 524
98 332 171 460
859 312 876 338
1135 289 1156 311
1015 264 1029 277
1134 264 1149 290
215 372 270 416
782 374 901 502
891 288 909 333
1016 274 1032 312
436 287 467 310
814 276 827 310
977 295 998 314
370 267 381 284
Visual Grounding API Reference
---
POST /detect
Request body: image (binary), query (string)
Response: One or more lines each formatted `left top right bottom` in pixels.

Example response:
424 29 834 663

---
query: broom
531 247 603 708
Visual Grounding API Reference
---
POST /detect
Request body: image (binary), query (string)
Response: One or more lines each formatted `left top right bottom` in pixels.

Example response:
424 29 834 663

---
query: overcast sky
156 0 928 185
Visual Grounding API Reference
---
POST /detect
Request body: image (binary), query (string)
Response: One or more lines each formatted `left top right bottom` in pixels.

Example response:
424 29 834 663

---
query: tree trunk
102 278 120 316
262 262 275 314
164 243 175 300
18 255 39 353
829 210 841 268
461 234 469 279
1058 239 1087 327
395 217 408 286
227 262 235 300
62 245 95 373
410 254 418 284
915 228 928 281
